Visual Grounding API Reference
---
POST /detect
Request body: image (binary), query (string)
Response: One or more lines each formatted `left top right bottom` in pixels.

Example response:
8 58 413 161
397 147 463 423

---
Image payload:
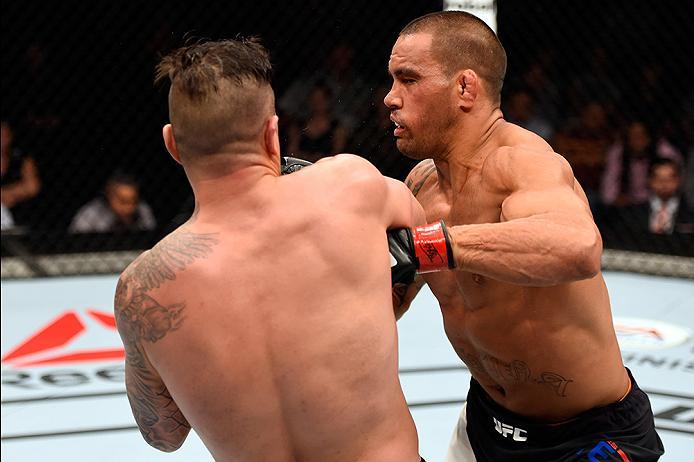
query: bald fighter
385 12 664 461
114 38 426 462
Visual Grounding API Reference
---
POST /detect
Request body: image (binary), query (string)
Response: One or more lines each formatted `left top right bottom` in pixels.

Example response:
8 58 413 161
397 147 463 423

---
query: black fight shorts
460 368 664 461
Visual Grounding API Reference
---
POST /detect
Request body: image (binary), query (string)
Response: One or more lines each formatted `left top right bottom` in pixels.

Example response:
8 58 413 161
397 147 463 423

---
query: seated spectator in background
503 87 554 141
601 120 683 206
69 172 156 233
286 82 346 162
681 94 694 208
347 84 416 180
1 203 14 230
1 120 41 225
553 100 614 208
686 151 694 209
621 159 694 235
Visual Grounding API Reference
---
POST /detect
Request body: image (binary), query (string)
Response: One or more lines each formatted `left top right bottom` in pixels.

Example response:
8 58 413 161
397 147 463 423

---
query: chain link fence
2 0 693 277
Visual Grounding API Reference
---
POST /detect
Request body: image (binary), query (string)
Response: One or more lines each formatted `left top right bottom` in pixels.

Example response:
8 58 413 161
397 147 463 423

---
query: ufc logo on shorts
493 417 528 442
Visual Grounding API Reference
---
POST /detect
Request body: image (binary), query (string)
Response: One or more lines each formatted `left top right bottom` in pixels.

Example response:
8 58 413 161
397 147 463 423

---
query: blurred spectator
347 84 417 180
600 120 683 206
279 43 371 133
621 159 694 235
1 204 14 230
503 87 554 141
286 82 347 163
1 120 42 225
685 151 694 210
681 94 694 208
553 101 614 208
69 172 156 233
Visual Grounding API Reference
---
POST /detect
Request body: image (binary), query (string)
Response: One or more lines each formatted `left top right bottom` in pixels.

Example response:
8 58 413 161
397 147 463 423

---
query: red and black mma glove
388 220 456 284
281 156 313 174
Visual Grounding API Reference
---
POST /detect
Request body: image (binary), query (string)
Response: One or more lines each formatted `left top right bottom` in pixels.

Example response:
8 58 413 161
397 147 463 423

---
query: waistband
467 368 651 445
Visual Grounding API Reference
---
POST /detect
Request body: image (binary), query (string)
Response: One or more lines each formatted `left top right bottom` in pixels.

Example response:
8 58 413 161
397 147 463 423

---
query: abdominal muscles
440 282 624 421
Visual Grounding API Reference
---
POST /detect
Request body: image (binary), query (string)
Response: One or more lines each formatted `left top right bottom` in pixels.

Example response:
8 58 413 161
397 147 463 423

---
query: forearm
448 214 602 286
125 363 191 452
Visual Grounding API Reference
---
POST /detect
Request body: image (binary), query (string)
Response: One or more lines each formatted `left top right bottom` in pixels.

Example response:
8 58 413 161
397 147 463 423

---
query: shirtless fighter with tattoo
385 12 664 461
114 38 427 461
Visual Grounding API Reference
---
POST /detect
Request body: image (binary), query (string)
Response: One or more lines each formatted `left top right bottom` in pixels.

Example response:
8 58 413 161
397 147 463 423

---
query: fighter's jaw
395 137 418 159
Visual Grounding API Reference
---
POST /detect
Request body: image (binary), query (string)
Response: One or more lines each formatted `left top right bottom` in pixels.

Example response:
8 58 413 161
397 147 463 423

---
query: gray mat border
1 249 692 280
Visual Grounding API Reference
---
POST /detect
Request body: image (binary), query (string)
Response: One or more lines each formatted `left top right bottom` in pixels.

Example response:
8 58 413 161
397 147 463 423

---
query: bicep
501 185 591 222
500 156 593 223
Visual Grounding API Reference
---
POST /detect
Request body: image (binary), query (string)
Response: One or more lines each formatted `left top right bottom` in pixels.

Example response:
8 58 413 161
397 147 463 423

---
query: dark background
2 0 693 256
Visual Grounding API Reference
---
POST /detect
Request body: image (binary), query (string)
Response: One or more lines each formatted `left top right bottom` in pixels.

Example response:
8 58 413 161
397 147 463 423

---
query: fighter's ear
264 115 280 160
163 124 182 165
457 69 478 111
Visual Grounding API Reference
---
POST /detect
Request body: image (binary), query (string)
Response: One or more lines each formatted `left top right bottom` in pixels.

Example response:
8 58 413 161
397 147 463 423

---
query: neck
184 151 279 222
655 193 676 203
434 107 505 191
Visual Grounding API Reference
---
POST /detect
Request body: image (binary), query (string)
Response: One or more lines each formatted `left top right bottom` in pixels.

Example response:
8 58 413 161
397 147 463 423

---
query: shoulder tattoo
115 230 219 350
114 230 217 449
405 160 436 197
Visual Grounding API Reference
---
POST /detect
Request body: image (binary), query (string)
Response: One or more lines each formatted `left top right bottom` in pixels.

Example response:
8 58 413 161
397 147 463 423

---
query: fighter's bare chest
416 177 506 310
416 177 502 226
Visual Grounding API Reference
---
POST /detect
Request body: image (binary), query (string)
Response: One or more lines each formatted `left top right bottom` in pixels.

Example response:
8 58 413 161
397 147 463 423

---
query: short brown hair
401 11 507 101
155 38 274 158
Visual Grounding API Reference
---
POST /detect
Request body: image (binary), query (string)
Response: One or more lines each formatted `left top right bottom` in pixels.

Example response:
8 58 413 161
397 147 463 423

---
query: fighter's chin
395 139 429 160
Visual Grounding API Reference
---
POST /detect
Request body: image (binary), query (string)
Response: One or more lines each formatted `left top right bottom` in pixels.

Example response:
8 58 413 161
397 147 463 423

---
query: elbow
575 228 602 279
151 442 183 453
144 434 186 453
140 427 189 452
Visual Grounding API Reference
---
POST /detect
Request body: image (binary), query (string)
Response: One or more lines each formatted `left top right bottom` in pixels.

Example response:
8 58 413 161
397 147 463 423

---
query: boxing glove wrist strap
413 220 456 273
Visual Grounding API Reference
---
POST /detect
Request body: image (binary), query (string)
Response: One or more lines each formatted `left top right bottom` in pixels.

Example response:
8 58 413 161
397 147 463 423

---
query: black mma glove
388 228 418 286
281 156 313 174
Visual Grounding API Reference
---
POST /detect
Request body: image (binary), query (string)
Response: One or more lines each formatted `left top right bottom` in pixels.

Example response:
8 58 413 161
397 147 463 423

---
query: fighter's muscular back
407 122 629 422
115 155 421 462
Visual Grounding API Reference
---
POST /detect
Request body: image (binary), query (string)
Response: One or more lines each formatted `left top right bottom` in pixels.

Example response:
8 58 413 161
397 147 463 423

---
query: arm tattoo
406 161 436 197
115 230 218 450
